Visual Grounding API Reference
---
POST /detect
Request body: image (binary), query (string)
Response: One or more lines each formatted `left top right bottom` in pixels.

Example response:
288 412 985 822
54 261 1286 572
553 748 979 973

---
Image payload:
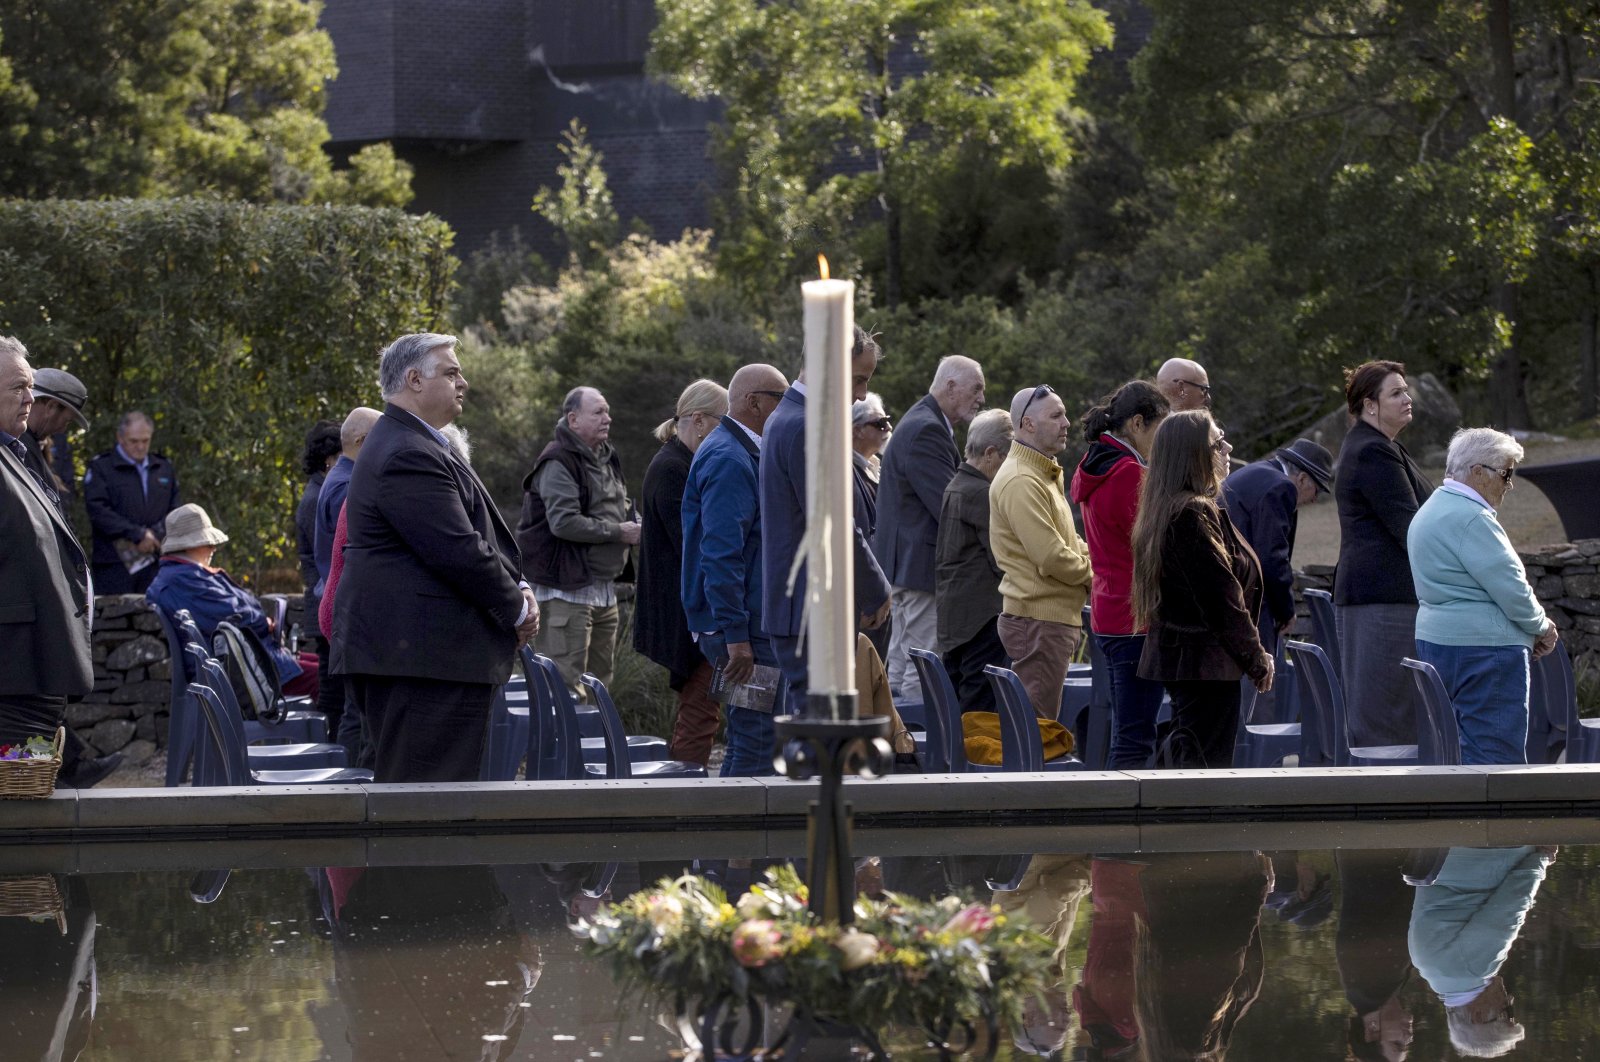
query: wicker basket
0 726 64 798
0 875 66 934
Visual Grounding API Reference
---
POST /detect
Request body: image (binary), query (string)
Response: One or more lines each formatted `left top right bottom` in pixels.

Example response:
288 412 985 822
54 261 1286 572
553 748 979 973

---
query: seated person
146 503 318 700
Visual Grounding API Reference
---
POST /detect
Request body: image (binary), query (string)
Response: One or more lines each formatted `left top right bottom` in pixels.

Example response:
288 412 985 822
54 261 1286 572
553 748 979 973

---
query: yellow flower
718 903 737 924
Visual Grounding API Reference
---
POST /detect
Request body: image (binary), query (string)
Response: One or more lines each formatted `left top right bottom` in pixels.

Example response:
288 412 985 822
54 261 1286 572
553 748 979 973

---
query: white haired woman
1406 428 1559 764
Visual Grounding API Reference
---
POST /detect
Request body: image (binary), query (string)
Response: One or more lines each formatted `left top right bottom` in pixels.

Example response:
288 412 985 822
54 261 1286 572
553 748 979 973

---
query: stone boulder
1305 372 1462 463
106 634 165 670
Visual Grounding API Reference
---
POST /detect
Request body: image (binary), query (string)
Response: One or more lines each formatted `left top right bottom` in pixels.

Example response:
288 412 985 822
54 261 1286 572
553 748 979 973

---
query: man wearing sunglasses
873 354 986 702
988 384 1093 721
1155 357 1213 412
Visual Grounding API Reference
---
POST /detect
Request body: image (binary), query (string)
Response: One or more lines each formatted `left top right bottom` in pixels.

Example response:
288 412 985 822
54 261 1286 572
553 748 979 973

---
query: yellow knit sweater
988 442 1092 624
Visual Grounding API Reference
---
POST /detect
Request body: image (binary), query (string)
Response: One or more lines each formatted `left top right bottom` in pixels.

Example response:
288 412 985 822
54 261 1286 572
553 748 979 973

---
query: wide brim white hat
161 503 230 553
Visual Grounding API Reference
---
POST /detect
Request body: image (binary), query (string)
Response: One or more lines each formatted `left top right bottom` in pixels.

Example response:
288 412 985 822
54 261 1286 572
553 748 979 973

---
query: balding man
873 355 986 702
0 337 93 777
315 407 381 599
989 385 1093 721
519 386 640 697
680 363 790 774
1156 358 1213 412
333 334 535 782
84 410 181 594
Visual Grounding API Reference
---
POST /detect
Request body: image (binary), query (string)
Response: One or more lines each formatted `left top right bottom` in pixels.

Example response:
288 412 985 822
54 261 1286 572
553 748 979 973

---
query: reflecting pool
4 830 1598 1059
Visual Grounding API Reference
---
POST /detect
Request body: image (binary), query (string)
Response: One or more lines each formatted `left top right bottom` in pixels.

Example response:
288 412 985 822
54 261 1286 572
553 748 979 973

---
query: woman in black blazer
1333 360 1433 747
1132 411 1274 768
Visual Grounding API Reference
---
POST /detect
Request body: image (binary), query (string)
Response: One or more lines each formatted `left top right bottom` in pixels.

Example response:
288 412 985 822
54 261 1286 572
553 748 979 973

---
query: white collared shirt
1441 477 1494 511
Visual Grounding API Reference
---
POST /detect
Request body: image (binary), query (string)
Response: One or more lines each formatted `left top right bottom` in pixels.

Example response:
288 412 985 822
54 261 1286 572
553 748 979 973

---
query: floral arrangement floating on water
0 735 59 761
583 864 1054 1045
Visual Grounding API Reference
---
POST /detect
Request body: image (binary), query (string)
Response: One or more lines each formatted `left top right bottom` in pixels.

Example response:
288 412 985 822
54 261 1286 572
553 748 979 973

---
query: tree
650 0 1111 307
0 0 412 206
1122 0 1600 430
531 120 621 269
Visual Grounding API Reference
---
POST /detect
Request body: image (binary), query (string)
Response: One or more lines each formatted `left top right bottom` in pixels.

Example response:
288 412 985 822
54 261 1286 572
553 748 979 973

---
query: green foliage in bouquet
584 865 1055 1037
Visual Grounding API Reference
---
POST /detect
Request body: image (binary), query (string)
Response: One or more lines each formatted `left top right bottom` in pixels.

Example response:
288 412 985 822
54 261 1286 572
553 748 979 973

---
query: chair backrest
579 674 632 779
1546 640 1580 738
1078 607 1110 770
1401 658 1461 766
518 647 563 781
1284 640 1346 767
983 665 1043 772
1302 590 1342 679
908 648 965 773
186 681 250 786
1526 650 1555 764
152 606 201 785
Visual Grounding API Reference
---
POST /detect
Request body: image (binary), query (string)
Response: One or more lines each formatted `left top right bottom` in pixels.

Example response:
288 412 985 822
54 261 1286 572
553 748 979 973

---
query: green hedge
0 198 455 584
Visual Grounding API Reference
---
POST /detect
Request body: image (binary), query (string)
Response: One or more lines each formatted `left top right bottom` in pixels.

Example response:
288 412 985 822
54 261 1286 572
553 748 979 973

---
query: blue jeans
700 633 780 778
1099 633 1166 769
1414 640 1530 765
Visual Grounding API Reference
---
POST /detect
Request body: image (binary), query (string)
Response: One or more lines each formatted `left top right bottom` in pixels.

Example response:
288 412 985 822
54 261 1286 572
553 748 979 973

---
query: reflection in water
1409 846 1554 1059
0 876 95 1061
324 866 532 1060
1336 849 1416 1061
0 840 1585 1059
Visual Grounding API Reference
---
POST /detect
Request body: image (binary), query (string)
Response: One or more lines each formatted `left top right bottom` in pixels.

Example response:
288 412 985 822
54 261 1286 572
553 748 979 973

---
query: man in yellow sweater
989 385 1093 719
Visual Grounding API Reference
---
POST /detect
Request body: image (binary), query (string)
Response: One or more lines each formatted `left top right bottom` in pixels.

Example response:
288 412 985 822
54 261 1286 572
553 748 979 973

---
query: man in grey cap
19 367 90 511
1221 437 1334 657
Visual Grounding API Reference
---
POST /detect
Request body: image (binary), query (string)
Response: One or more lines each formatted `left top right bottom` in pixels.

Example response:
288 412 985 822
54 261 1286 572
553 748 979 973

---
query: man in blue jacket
760 326 893 716
83 411 181 595
681 363 789 775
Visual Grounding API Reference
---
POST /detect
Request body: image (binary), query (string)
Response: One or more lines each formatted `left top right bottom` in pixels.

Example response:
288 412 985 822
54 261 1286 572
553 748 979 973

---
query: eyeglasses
1177 378 1213 397
869 418 892 432
1477 464 1515 484
1020 383 1055 420
1211 435 1231 453
752 390 786 401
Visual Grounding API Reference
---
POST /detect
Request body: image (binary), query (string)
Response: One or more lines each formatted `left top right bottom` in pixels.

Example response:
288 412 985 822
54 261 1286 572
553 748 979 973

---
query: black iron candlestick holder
773 699 893 925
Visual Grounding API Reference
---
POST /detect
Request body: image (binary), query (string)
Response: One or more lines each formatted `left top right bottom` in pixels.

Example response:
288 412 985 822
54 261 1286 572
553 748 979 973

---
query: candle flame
817 254 830 281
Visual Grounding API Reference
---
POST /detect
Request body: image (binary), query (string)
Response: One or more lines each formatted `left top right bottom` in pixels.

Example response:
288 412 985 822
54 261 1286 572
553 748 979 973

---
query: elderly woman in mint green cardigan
1407 428 1560 764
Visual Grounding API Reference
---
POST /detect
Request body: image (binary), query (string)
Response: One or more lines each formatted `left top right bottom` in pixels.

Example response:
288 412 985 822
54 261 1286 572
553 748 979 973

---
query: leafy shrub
0 198 455 584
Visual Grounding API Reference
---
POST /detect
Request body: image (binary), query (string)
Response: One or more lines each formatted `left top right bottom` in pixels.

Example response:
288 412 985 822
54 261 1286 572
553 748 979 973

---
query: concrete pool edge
2 764 1600 843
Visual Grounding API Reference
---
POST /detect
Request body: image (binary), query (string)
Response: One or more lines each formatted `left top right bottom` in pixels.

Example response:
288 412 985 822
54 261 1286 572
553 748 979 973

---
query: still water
3 832 1598 1060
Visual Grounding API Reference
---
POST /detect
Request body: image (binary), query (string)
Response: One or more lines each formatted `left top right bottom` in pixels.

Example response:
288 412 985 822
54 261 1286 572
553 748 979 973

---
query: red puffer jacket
1069 435 1145 636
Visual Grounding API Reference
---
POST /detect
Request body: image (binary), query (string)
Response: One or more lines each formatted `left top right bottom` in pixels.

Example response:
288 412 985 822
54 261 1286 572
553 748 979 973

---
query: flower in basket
0 735 56 762
731 919 784 967
942 903 998 940
833 928 880 971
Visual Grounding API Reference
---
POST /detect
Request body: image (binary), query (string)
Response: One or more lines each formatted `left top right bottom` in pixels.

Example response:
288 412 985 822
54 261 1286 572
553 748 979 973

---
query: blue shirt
116 443 150 496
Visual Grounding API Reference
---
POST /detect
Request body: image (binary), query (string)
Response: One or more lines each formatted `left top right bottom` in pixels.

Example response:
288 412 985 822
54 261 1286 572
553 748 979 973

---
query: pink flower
731 920 784 968
941 904 996 939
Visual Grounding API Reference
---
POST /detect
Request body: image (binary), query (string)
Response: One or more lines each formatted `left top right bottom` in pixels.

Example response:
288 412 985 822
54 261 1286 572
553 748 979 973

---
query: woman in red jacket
1069 380 1169 768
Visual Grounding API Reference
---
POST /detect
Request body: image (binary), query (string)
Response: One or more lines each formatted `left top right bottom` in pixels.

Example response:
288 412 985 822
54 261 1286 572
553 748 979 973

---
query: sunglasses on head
1020 383 1055 420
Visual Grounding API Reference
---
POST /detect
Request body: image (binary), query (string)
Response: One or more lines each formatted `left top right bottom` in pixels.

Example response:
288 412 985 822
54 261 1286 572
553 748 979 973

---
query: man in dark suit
332 333 538 782
0 337 94 762
1221 438 1333 652
759 326 893 715
873 354 985 701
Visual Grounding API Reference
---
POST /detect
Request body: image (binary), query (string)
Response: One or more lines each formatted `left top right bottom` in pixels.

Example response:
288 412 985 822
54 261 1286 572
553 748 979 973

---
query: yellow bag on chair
960 712 1075 766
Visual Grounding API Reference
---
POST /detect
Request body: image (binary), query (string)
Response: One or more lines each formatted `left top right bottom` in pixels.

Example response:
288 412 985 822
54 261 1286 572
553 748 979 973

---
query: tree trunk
1487 0 1533 428
1583 267 1599 421
884 196 902 309
1491 283 1534 428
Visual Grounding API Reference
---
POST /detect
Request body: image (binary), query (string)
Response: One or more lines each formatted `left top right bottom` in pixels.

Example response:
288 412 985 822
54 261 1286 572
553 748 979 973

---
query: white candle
800 262 857 719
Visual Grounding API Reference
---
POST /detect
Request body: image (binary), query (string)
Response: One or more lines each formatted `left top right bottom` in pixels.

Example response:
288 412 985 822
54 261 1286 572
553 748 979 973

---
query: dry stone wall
1294 539 1600 683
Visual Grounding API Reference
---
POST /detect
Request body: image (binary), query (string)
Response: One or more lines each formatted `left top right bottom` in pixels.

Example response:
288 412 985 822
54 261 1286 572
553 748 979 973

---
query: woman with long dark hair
1070 380 1170 768
1334 360 1432 748
1130 411 1272 768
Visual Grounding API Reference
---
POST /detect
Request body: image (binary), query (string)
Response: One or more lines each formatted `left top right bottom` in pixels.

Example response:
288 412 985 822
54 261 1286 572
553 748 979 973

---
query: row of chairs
480 648 705 781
